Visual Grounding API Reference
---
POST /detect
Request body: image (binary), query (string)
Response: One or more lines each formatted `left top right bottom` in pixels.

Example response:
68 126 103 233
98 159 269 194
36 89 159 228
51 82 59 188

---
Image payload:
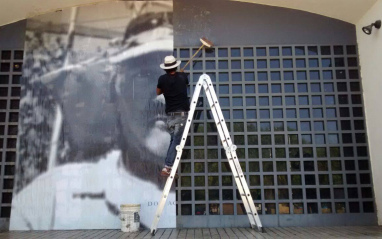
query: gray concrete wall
0 2 357 49
0 20 26 49
174 0 357 47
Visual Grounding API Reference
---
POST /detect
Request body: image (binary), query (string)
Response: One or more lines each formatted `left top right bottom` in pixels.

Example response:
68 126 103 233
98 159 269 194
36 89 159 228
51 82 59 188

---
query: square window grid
174 45 373 218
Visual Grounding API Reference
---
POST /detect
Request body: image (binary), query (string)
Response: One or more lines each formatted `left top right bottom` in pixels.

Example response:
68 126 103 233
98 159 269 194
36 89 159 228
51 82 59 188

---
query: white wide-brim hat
160 55 181 69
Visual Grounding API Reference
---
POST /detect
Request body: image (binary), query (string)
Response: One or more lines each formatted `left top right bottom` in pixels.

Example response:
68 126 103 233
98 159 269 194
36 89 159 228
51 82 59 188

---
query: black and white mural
10 1 175 230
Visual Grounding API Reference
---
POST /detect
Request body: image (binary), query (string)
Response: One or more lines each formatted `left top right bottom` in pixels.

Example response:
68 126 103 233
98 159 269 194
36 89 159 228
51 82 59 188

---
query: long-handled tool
180 37 213 72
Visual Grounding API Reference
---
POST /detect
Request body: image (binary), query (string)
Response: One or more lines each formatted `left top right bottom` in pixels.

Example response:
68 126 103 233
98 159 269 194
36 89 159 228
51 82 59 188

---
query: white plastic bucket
120 204 140 232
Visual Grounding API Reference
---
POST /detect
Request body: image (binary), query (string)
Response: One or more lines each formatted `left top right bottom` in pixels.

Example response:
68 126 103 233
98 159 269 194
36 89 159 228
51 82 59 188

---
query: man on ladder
157 55 189 177
153 56 263 235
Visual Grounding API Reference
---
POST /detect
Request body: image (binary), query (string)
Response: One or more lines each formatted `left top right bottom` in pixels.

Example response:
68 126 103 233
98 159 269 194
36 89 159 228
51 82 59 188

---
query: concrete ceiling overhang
0 0 378 26
233 0 378 24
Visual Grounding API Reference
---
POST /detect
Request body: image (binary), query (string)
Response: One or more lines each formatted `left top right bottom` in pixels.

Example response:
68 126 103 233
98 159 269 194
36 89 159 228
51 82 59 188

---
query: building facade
0 0 381 230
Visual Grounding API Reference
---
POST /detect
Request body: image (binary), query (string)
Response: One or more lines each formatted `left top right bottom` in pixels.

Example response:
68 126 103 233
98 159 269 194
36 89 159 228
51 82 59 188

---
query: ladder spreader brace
150 74 264 235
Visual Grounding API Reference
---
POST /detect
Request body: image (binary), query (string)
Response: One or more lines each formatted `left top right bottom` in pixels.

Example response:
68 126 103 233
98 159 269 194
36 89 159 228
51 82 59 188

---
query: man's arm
156 88 163 95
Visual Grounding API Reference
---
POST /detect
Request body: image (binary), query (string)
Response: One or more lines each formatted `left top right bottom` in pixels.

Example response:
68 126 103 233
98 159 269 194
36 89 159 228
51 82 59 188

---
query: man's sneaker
160 167 179 179
160 167 171 177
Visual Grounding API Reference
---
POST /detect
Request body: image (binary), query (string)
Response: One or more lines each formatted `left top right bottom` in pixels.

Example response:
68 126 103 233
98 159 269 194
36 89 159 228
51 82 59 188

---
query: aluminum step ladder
150 74 263 235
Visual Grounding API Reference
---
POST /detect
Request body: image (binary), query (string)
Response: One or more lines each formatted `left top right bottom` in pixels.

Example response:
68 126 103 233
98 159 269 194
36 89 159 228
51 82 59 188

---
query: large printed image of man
10 1 176 230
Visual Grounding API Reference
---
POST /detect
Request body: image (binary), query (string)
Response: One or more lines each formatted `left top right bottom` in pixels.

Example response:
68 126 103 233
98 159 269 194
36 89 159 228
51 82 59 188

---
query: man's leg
161 116 186 176
164 131 175 167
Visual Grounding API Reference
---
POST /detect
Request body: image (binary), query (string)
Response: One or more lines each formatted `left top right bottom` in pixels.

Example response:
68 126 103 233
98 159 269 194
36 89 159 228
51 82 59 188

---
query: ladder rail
150 81 203 234
202 81 255 224
150 74 263 235
202 78 262 230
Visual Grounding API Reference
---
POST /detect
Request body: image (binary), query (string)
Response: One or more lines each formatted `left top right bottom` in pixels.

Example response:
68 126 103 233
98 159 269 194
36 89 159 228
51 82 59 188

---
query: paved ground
0 226 382 238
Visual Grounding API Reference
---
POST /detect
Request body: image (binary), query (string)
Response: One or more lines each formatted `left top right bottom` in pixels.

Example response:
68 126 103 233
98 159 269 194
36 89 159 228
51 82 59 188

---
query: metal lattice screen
0 50 22 219
174 45 374 223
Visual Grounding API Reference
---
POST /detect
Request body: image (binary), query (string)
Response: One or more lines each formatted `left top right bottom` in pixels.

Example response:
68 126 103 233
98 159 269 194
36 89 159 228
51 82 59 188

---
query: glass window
271 71 281 81
258 84 268 93
256 47 267 56
274 122 284 131
325 95 335 105
257 60 267 69
218 48 228 57
271 84 281 93
248 135 258 145
233 110 244 119
259 97 269 106
247 110 257 119
308 46 318 55
285 96 296 106
324 83 334 92
219 60 229 69
232 85 242 94
270 59 280 68
272 96 282 106
233 97 243 106
323 70 333 80
295 46 305 55
297 61 307 70
309 58 319 67
322 58 332 67
244 60 254 69
297 71 307 80
218 73 229 82
219 97 229 107
291 162 301 172
232 72 242 81
298 96 309 105
284 71 294 81
321 46 331 55
283 59 293 68
284 84 294 93
287 122 298 131
298 83 308 93
260 109 270 119
302 134 312 144
246 97 256 106
312 96 322 105
311 83 321 92
273 109 283 118
245 72 255 81
286 109 297 118
315 134 325 144
299 109 310 118
313 108 323 118
270 47 280 56
245 85 255 94
275 135 285 145
206 61 216 70
326 108 337 118
219 85 229 94
289 148 300 158
258 72 268 81
243 47 254 57
260 122 271 132
231 48 241 57
300 121 311 131
282 47 292 56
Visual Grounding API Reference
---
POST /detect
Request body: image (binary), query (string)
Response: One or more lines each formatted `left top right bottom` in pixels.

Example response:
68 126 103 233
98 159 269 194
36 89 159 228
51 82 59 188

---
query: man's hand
156 88 163 95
